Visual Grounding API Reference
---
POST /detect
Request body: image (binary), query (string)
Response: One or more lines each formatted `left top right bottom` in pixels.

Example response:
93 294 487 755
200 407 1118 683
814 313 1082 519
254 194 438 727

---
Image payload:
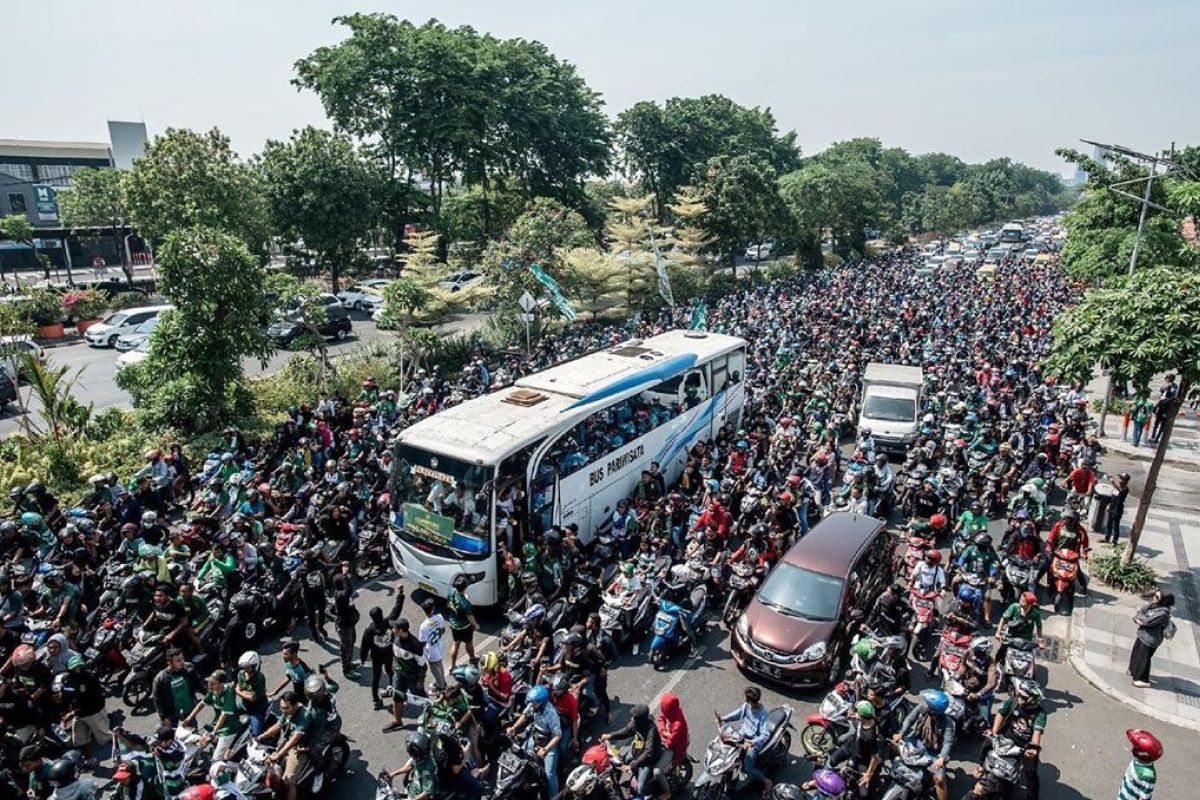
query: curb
1067 597 1200 732
36 335 85 349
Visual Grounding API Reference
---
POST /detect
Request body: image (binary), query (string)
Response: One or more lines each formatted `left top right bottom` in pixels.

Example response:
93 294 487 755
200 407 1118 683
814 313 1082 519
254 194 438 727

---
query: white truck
859 363 924 456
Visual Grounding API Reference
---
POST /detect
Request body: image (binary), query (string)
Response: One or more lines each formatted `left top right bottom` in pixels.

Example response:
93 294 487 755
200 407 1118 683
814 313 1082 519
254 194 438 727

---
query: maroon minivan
731 511 892 687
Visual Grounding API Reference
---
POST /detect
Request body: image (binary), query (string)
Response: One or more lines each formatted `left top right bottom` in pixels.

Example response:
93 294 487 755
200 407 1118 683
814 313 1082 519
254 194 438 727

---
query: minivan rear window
756 563 843 621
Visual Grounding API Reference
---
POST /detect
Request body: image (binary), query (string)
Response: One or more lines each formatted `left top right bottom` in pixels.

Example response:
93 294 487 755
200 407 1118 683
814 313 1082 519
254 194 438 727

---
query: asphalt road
0 312 487 438
95 446 1194 800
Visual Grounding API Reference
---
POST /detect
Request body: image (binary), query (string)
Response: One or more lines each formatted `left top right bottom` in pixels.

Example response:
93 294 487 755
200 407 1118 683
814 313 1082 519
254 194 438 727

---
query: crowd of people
0 242 1171 800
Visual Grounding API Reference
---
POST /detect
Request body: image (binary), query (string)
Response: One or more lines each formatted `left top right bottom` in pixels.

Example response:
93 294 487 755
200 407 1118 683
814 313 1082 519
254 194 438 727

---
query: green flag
528 263 577 322
690 300 707 331
649 229 674 307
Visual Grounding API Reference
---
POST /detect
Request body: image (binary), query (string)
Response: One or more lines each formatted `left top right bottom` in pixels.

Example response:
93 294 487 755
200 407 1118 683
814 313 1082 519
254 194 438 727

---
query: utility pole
1080 140 1180 436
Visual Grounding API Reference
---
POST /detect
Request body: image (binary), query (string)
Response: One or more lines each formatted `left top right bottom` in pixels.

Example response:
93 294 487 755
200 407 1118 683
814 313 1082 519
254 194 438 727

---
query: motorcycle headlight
797 641 827 663
735 613 750 640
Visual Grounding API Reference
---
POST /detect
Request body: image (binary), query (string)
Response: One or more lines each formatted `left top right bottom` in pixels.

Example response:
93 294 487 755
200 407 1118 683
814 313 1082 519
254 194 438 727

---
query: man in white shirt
418 599 447 691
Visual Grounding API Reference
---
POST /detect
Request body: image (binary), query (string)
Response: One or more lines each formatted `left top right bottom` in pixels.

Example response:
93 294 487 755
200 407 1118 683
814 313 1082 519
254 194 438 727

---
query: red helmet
779 417 793 428
924 550 942 565
12 644 35 667
777 491 794 504
178 785 216 800
930 513 948 530
786 475 802 487
348 428 360 439
1126 729 1163 762
1021 591 1038 606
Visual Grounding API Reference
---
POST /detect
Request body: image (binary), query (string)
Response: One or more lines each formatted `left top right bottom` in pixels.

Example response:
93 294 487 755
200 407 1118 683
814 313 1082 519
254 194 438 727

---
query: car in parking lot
744 241 774 261
115 344 150 370
84 305 171 348
439 270 482 293
337 280 390 311
0 335 47 383
0 369 17 409
115 317 159 352
731 511 892 688
267 305 353 346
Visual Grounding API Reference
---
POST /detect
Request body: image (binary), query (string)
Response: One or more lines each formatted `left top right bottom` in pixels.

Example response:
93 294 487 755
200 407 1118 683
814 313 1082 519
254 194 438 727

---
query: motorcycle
79 615 131 689
799 684 853 757
908 586 940 661
996 637 1037 694
492 740 548 800
121 630 167 710
930 626 972 682
971 734 1026 799
955 572 989 623
722 561 761 628
879 738 935 800
693 705 793 800
999 556 1037 606
1050 548 1080 614
648 583 707 667
355 524 391 577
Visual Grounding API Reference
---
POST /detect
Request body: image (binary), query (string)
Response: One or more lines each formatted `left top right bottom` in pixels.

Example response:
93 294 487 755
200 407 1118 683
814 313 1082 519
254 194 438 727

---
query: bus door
559 497 590 540
530 461 558 538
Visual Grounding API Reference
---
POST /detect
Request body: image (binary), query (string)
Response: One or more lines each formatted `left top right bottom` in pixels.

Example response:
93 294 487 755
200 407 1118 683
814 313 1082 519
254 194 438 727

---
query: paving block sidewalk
1069 504 1200 730
1101 413 1200 468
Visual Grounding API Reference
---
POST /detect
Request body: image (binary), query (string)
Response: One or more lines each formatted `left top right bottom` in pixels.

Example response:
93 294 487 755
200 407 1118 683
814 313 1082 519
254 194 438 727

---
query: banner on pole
528 264 577 322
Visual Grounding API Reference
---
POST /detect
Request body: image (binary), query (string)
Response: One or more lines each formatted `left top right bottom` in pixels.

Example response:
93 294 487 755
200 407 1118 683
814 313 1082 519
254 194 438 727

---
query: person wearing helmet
1045 509 1091 594
257 690 317 800
1120 729 1163 800
715 686 773 795
59 652 111 763
602 703 665 799
1008 482 1046 523
33 569 79 633
1064 457 1098 509
446 574 480 668
547 671 581 765
506 684 564 797
954 501 989 540
0 569 27 633
823 700 883 797
234 651 269 736
911 479 943 522
867 583 911 639
894 689 956 800
911 549 948 595
385 730 438 800
988 678 1048 800
182 670 241 761
870 453 895 517
478 651 514 725
955 533 999 622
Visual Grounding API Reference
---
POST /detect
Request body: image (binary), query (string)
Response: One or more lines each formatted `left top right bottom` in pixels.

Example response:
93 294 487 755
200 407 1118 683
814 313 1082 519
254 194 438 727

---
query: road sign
519 313 535 322
518 291 536 313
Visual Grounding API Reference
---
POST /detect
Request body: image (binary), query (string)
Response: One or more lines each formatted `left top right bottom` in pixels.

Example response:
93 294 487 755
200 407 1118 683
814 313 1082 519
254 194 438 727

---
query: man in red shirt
1063 461 1097 507
550 673 580 762
1045 509 1090 594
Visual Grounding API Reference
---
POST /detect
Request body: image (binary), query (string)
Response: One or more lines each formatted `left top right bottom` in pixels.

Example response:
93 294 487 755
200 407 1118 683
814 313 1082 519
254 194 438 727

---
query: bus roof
396 329 744 464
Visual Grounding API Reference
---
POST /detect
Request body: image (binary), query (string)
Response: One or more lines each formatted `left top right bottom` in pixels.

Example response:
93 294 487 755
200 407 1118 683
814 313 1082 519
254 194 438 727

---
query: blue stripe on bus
563 353 698 411
654 388 726 466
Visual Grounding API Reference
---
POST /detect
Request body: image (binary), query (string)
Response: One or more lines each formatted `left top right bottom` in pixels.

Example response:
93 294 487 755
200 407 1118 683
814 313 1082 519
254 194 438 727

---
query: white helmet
238 651 261 671
567 765 598 796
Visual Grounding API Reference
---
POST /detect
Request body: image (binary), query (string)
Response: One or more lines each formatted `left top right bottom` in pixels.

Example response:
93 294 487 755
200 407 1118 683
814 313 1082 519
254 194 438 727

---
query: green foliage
700 154 785 260
17 288 64 326
0 302 35 337
19 352 93 442
1090 545 1159 594
779 159 883 260
57 167 128 229
61 288 108 321
263 274 332 362
294 14 611 237
122 227 274 433
123 128 269 252
616 95 799 214
107 292 151 311
259 126 379 292
0 214 35 244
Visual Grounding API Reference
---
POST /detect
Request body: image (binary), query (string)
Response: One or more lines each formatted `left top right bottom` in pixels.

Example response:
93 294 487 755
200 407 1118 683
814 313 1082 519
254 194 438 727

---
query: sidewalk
1101 413 1200 468
1069 502 1200 731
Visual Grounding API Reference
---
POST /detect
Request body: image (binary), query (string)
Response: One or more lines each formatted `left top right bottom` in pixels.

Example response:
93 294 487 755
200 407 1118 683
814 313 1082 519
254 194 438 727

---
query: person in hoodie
653 693 689 799
601 704 663 799
39 633 79 676
359 592 406 708
1130 591 1175 688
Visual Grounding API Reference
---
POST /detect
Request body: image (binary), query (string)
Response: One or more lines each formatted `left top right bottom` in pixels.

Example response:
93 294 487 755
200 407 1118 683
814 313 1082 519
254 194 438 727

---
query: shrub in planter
1090 544 1159 594
19 288 64 327
62 288 108 330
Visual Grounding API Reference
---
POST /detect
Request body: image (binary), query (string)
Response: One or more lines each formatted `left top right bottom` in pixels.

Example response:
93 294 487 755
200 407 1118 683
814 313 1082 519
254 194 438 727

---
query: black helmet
452 573 470 591
974 533 993 547
25 482 45 495
549 673 571 695
565 632 585 648
1063 509 1080 521
969 501 983 515
406 730 431 759
47 758 76 787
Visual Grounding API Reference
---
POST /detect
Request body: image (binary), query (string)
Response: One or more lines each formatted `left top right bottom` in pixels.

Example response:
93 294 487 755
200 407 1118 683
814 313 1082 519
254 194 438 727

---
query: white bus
388 329 748 605
998 222 1024 244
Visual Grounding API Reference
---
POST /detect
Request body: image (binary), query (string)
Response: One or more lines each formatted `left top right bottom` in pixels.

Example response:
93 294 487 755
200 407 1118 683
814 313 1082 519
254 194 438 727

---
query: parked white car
115 344 150 369
0 335 46 383
438 270 482 292
84 305 172 348
337 280 390 311
744 242 773 261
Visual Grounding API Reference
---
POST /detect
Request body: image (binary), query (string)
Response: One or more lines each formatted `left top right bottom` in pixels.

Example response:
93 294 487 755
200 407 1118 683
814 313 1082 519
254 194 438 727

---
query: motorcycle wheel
694 780 725 800
799 723 834 757
122 676 151 711
723 593 741 629
650 647 668 668
669 759 695 791
324 739 351 784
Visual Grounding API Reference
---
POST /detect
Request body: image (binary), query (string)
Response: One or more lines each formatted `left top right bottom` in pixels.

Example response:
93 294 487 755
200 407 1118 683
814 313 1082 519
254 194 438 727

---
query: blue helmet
921 688 949 715
527 685 549 708
957 583 980 604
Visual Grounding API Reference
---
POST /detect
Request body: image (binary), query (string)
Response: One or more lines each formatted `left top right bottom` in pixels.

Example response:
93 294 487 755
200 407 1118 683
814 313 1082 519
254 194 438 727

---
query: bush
18 288 64 326
107 291 152 312
1090 544 1160 594
61 288 108 321
764 260 797 282
0 422 162 502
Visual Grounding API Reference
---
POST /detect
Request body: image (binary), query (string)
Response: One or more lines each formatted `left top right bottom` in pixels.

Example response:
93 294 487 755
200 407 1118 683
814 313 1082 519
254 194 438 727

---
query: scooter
722 561 761 629
999 556 1037 605
648 584 707 667
972 734 1026 799
799 684 853 757
492 739 549 800
996 637 1037 693
1050 548 1080 615
121 630 167 710
879 738 936 800
908 585 940 661
693 705 793 800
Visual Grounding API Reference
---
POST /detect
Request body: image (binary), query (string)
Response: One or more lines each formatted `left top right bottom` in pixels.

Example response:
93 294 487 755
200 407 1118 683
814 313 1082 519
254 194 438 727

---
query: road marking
650 654 701 710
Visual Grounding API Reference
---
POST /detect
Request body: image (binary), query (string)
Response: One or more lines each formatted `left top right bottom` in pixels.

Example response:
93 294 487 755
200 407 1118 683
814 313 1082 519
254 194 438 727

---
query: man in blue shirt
716 686 773 794
505 685 563 797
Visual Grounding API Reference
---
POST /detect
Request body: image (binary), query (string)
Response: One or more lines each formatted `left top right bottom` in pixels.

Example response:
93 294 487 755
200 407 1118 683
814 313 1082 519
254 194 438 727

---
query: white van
83 305 172 348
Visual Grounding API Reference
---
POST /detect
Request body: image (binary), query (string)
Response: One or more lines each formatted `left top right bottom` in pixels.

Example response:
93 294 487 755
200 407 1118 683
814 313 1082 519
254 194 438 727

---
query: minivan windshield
104 312 129 326
756 563 844 621
863 395 916 423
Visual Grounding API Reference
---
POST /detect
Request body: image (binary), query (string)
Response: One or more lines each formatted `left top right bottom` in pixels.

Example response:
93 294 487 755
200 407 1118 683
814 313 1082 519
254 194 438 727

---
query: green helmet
67 655 85 670
522 542 537 560
851 639 878 661
621 562 635 576
1031 477 1045 489
854 701 875 719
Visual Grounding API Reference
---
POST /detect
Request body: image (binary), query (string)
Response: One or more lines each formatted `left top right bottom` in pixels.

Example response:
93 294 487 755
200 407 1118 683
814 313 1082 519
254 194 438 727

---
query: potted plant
21 289 66 339
62 288 108 333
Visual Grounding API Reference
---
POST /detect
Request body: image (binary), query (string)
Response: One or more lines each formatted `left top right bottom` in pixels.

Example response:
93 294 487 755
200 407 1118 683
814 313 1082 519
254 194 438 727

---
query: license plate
418 582 437 595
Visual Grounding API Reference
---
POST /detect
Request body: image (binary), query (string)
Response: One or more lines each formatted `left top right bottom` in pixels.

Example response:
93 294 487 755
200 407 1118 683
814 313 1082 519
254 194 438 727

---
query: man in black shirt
825 701 885 797
142 584 191 648
61 655 111 764
0 679 38 743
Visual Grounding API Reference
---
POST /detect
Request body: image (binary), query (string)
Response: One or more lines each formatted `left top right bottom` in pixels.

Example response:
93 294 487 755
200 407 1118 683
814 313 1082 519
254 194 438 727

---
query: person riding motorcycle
954 502 989 539
714 686 774 795
987 679 1047 800
910 550 948 595
1007 483 1046 522
1045 510 1090 594
825 701 885 798
955 533 999 621
894 689 956 800
506 685 564 798
603 703 666 800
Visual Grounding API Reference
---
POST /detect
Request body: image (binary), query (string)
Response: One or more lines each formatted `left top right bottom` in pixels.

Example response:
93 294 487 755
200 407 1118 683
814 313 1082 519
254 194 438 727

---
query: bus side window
728 349 745 385
711 359 728 395
683 369 707 408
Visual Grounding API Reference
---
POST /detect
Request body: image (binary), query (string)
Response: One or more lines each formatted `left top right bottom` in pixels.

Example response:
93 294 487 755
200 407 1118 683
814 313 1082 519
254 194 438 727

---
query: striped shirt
1118 759 1156 800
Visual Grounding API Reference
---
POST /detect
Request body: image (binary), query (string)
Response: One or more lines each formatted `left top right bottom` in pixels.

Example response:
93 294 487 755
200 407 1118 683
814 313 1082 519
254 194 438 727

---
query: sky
4 0 1198 177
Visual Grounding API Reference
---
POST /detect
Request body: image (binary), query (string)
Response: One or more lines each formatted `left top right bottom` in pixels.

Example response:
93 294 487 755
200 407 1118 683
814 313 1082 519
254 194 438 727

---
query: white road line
650 654 701 710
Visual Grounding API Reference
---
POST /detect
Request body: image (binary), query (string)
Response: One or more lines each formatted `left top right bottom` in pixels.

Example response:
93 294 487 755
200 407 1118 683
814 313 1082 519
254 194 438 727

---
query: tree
56 167 135 283
779 160 883 260
123 128 269 252
604 195 657 310
259 126 379 292
378 229 482 333
116 227 273 433
616 95 799 214
0 214 50 281
1045 266 1200 564
294 14 611 240
264 273 334 370
665 185 714 273
562 248 622 318
699 155 785 262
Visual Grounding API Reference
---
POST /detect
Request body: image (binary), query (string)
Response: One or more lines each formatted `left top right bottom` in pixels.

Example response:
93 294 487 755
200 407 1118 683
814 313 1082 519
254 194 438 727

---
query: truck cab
859 363 923 456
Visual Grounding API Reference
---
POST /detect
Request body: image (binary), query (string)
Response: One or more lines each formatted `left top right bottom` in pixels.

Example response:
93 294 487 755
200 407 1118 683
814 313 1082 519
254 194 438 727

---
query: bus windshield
392 445 493 559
